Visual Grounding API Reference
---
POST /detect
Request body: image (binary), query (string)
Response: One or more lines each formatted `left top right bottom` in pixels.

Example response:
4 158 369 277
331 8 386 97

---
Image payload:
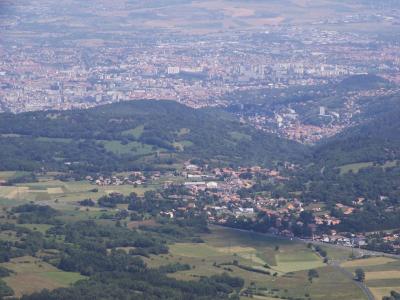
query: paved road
331 260 375 300
301 239 400 260
217 226 400 259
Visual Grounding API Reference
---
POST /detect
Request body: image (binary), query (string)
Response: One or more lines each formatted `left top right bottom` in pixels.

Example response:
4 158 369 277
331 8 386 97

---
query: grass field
339 160 399 175
2 256 86 297
18 224 53 234
173 140 194 151
99 140 156 156
275 250 324 273
341 256 400 299
229 131 252 142
0 174 163 227
339 162 374 175
122 125 144 139
146 226 366 300
0 175 156 207
169 243 224 257
0 171 30 181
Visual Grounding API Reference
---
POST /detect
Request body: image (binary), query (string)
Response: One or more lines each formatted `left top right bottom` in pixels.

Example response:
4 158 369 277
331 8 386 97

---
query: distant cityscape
2 5 400 146
2 19 400 114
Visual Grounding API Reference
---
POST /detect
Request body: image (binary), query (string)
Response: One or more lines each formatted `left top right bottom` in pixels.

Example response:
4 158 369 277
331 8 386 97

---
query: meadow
147 226 366 300
0 172 162 226
339 160 399 175
2 256 85 298
0 172 155 202
341 256 400 299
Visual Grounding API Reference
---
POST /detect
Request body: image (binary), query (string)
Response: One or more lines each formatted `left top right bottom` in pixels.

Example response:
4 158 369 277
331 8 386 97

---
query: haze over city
0 1 399 300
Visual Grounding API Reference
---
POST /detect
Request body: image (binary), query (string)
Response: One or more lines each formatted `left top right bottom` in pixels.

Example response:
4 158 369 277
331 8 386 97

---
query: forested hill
291 96 400 231
0 100 308 172
335 74 391 92
312 94 400 167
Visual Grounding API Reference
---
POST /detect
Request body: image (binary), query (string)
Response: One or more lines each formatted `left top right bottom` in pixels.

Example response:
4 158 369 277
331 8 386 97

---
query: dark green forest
0 100 308 173
312 95 400 167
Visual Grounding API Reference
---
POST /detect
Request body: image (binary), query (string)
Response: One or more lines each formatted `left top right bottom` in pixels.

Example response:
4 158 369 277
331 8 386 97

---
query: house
184 181 206 187
206 182 218 189
185 164 199 171
344 207 355 215
322 236 330 243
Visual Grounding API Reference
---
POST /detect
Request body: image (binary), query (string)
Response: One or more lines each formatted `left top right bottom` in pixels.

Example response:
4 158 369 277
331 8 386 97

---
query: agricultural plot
275 250 324 273
1 256 85 298
341 256 400 299
169 243 224 257
0 197 27 208
0 175 155 211
317 244 353 261
0 187 27 199
0 230 20 242
0 172 23 181
147 226 365 300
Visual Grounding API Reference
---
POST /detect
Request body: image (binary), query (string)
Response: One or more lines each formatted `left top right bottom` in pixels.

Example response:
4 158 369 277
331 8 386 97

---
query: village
85 161 400 255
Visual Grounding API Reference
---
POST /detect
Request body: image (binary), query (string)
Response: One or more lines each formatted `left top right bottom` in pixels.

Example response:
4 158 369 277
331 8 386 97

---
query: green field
0 175 162 228
339 160 399 175
173 140 194 151
99 140 156 156
18 224 53 234
1 256 86 298
339 162 374 175
122 125 144 139
0 176 156 207
229 131 252 142
341 256 400 299
0 171 30 184
146 226 366 300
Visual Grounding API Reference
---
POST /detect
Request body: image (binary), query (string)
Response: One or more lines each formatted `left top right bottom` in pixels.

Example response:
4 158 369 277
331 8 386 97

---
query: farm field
7 0 396 43
131 0 399 34
0 172 29 181
147 226 366 300
0 175 156 207
0 173 163 225
1 256 85 298
341 256 400 299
